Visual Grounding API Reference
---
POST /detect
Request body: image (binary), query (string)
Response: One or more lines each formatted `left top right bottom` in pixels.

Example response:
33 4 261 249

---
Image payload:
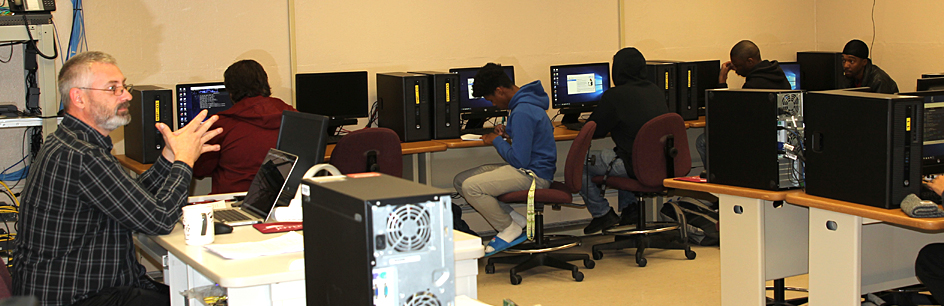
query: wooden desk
785 192 944 305
665 180 808 306
323 140 447 161
114 154 152 174
686 116 705 128
433 125 580 149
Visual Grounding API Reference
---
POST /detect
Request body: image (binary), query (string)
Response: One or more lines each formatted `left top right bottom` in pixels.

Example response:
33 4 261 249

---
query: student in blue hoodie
453 63 557 256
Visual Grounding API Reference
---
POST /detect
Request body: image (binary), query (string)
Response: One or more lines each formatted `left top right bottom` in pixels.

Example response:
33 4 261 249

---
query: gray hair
58 51 118 108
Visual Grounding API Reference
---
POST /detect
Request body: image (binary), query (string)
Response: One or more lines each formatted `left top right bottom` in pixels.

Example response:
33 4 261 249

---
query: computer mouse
214 222 233 235
699 170 708 179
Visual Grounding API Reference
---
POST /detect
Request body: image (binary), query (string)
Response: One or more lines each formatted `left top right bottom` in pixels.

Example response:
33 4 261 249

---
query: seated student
841 39 899 94
193 59 296 194
916 176 944 302
453 63 556 256
579 47 669 234
13 51 222 306
696 40 792 168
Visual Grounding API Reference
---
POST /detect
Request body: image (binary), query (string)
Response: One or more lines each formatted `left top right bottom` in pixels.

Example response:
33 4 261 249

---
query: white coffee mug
181 203 214 246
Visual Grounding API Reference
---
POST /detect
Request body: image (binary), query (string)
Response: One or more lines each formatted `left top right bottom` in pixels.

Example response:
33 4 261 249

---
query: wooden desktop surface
785 192 944 231
323 140 447 161
686 116 705 128
115 155 152 174
664 178 801 201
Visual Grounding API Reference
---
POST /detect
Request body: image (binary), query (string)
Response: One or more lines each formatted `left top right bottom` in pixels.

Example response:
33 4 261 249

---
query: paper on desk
460 134 484 141
203 231 304 259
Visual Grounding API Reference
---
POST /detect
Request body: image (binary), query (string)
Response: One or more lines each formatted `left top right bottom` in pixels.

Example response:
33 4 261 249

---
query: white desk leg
808 207 862 305
165 253 188 306
419 152 432 186
719 194 766 306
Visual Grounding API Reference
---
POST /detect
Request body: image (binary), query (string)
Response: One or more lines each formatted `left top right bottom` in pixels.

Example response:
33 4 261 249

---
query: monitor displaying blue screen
550 62 610 109
449 66 515 111
176 82 232 130
779 62 801 90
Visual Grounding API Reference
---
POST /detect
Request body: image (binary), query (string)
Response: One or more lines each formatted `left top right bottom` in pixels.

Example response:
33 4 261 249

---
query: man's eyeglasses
79 84 134 96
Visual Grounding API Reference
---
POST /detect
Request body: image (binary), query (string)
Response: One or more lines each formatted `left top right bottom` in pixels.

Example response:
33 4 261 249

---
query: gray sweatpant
453 164 551 231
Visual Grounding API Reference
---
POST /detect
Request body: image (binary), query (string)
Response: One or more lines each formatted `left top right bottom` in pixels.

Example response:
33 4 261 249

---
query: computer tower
125 86 173 164
377 72 431 142
804 91 922 209
646 61 678 116
653 60 720 120
705 89 804 191
301 173 454 306
409 71 460 139
797 52 844 91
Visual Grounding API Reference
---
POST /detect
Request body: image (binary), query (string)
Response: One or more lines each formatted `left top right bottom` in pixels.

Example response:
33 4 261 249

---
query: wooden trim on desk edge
785 192 944 231
663 179 800 201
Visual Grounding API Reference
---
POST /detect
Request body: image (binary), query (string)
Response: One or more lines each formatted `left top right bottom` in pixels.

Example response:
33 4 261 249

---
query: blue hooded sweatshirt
492 80 557 181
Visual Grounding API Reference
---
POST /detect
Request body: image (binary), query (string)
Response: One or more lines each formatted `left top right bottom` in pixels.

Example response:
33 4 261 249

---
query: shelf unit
0 14 58 134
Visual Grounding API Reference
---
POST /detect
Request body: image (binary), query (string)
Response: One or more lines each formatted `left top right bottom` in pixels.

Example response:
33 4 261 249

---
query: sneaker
584 208 620 234
619 207 640 226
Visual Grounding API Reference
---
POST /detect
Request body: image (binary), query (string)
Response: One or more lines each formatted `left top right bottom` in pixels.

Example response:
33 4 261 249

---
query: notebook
214 148 299 226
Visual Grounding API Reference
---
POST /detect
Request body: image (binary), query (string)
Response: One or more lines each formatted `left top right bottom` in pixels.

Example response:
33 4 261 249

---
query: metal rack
0 14 58 134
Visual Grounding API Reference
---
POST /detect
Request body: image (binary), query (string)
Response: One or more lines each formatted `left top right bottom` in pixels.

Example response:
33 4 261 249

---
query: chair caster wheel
685 250 697 260
572 270 584 282
510 273 522 285
636 255 647 267
485 264 495 274
584 259 595 269
592 251 603 260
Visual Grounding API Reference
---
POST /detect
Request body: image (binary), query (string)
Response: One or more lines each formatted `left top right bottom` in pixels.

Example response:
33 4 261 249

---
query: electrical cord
22 15 58 60
870 0 876 51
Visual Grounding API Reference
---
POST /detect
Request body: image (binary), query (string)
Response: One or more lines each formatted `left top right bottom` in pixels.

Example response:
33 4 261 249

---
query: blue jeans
579 149 637 218
696 132 707 167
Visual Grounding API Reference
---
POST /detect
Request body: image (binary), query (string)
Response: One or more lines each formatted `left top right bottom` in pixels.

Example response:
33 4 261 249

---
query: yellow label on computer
445 83 450 102
907 117 912 131
154 99 160 122
688 70 692 88
664 72 669 90
415 85 420 104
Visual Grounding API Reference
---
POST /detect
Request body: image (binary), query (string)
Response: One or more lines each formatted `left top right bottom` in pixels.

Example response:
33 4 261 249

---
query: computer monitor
899 90 944 175
449 65 515 129
549 62 610 123
175 82 233 130
779 62 801 90
294 71 370 128
276 111 329 204
917 77 944 91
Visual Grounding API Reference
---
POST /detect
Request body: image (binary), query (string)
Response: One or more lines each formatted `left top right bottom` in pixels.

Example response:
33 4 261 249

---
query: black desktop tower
804 91 922 209
301 173 454 306
705 89 804 191
646 61 678 116
377 72 431 142
409 71 460 139
797 52 845 91
653 60 720 120
125 86 173 164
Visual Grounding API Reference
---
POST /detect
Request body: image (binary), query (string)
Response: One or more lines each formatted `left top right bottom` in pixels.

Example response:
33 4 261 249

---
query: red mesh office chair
590 113 696 267
329 128 403 177
0 262 12 299
485 121 597 285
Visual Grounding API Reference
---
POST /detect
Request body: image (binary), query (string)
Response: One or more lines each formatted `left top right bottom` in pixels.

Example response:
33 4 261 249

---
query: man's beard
94 101 131 131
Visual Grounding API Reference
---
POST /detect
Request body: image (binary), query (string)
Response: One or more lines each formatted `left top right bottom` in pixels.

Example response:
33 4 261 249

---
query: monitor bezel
549 62 611 110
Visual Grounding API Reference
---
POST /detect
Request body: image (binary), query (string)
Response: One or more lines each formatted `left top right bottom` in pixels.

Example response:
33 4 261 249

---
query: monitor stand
559 106 595 124
462 110 508 129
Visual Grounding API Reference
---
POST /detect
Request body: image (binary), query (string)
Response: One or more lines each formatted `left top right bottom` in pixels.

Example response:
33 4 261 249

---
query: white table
664 180 809 306
141 225 483 306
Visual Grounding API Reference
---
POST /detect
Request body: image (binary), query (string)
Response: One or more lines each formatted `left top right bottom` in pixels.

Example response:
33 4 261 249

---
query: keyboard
326 135 344 144
215 209 254 222
460 127 496 135
562 121 586 131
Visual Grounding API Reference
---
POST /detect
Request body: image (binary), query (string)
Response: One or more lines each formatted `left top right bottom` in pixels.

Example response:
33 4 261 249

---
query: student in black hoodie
696 40 792 167
580 47 669 234
719 40 792 89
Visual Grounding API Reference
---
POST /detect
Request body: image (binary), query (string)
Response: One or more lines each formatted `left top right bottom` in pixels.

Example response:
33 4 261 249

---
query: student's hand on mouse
719 61 733 84
494 124 506 136
926 176 944 196
157 110 223 167
482 132 501 145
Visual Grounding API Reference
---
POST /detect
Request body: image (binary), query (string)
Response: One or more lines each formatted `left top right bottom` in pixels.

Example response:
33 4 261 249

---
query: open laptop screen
240 149 298 220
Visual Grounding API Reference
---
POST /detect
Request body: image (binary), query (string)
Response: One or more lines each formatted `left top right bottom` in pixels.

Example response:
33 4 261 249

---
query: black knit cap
842 39 869 59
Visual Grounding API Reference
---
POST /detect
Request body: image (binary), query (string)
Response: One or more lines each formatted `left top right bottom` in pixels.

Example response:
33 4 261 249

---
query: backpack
660 197 719 246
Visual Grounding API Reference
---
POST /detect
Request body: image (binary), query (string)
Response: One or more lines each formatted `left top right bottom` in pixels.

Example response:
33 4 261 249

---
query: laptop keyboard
215 209 254 222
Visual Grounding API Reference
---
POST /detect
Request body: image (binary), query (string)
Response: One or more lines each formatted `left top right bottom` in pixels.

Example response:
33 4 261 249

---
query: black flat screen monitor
900 90 944 175
175 82 232 130
449 66 515 112
917 77 944 91
295 71 369 121
779 62 801 90
550 62 610 109
276 111 329 202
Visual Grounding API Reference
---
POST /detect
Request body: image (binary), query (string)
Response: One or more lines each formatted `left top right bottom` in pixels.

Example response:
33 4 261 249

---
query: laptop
213 148 299 226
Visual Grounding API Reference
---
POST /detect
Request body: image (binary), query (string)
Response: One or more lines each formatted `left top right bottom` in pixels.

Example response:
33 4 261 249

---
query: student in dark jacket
580 47 669 234
193 59 296 194
841 39 899 94
718 40 792 90
696 40 792 168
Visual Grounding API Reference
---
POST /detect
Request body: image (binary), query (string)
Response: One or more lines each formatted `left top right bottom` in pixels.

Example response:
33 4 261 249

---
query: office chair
590 113 696 267
485 121 597 285
0 262 11 299
329 128 403 177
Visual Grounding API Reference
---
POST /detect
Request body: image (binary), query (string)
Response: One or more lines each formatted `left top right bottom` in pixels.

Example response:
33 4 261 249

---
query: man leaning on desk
12 51 223 306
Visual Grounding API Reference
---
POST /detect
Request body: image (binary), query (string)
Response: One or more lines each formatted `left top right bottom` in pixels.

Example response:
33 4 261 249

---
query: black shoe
584 208 620 234
619 207 639 226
